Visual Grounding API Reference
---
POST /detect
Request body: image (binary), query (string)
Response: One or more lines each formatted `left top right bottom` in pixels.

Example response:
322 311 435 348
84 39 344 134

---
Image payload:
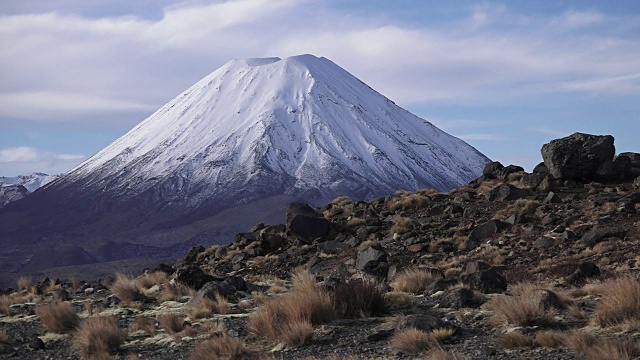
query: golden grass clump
36 302 80 334
430 328 456 343
191 335 251 360
387 193 430 212
498 330 533 349
128 316 155 336
535 330 565 348
17 276 33 293
389 217 413 235
136 271 169 290
494 198 541 219
158 281 194 302
384 291 416 308
390 269 443 294
565 330 597 356
158 313 185 335
110 273 144 303
330 279 388 319
424 347 469 360
190 293 228 320
72 316 123 360
0 295 13 316
592 277 640 327
483 284 560 327
248 270 333 346
389 328 436 354
585 338 640 360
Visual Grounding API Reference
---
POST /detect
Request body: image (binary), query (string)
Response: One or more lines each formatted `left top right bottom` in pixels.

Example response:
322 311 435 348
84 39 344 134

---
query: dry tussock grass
128 316 155 336
535 330 565 348
430 328 456 343
36 302 79 334
390 328 435 354
484 283 560 327
592 277 640 327
158 313 185 335
585 338 640 360
356 239 380 251
499 330 533 349
425 347 469 360
191 335 251 360
0 330 8 344
0 295 13 316
565 330 597 356
494 199 541 218
330 279 387 318
72 316 123 360
111 273 144 303
384 291 416 307
345 217 366 227
390 268 443 294
17 276 32 292
248 270 333 346
190 294 228 320
158 281 194 302
389 217 413 235
387 193 430 212
136 271 169 290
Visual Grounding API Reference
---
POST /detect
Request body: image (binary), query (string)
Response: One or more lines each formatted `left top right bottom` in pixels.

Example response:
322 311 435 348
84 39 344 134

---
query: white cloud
457 134 502 141
527 127 569 136
0 146 38 162
54 153 85 160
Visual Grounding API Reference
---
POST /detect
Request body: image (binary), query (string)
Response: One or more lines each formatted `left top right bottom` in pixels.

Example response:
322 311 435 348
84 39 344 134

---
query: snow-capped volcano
0 54 489 282
69 54 487 205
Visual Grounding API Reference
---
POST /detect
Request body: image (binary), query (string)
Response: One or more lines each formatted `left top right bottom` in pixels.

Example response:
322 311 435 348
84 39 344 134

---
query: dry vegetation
191 335 251 360
111 273 144 303
36 301 80 334
189 293 228 319
483 283 563 327
158 313 186 335
390 328 436 354
72 316 123 360
128 316 156 336
592 277 640 327
498 330 533 349
330 279 387 318
535 330 565 348
424 347 469 360
390 268 443 294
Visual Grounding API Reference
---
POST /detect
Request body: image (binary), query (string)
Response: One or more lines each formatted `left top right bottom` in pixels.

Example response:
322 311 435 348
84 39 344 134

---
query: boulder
286 203 331 242
189 275 247 303
541 132 615 180
634 175 640 190
520 173 546 189
174 265 215 290
534 236 555 249
461 266 507 294
543 191 562 204
466 220 503 249
566 262 601 285
488 184 530 201
533 162 549 174
619 152 640 168
356 246 387 272
482 161 504 179
438 287 477 309
581 226 626 245
176 245 205 267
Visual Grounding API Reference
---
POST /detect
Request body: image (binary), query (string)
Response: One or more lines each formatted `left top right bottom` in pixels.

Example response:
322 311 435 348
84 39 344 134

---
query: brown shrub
483 285 557 327
281 319 314 347
191 335 251 360
390 328 435 354
387 193 430 212
17 276 32 292
111 273 144 303
136 271 169 290
565 330 597 356
585 338 640 360
498 331 533 349
389 217 412 235
190 293 228 320
158 313 185 335
430 328 456 343
0 330 8 344
345 217 366 227
128 316 155 336
36 302 79 333
384 291 416 308
248 270 333 344
0 295 12 316
158 281 194 302
593 277 640 327
390 269 443 294
331 279 387 318
535 330 565 348
425 347 469 360
72 316 123 359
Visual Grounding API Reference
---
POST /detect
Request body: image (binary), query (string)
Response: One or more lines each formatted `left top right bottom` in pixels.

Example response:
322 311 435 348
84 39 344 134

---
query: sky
1 0 639 176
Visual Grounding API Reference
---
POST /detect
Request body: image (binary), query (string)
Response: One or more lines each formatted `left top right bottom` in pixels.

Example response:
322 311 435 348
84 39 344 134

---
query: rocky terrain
1 132 639 360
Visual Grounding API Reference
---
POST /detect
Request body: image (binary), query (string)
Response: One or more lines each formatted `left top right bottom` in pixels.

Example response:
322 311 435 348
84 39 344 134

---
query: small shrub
585 338 640 360
566 330 597 356
384 291 416 308
331 279 387 318
128 316 155 336
281 319 314 347
390 269 443 294
593 277 640 327
389 217 412 235
425 347 469 360
0 295 12 316
72 316 123 359
17 276 32 292
0 330 8 344
499 331 533 349
36 302 79 333
136 271 169 290
190 293 228 320
191 335 251 360
387 193 430 212
535 330 565 348
483 287 556 327
158 281 194 302
390 328 435 354
430 328 456 343
248 270 333 343
158 313 185 335
111 273 144 303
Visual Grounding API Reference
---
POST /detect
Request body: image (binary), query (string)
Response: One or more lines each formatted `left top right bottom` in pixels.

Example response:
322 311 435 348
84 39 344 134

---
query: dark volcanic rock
465 220 503 249
174 265 215 290
581 226 626 245
541 132 615 180
356 246 387 273
482 161 504 179
286 203 331 243
488 184 530 201
462 266 507 294
566 261 601 285
438 287 476 309
396 314 456 332
189 275 247 302
635 175 640 190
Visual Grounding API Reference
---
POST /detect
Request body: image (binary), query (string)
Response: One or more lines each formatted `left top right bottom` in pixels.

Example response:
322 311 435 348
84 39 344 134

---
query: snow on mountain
0 172 60 193
67 54 488 206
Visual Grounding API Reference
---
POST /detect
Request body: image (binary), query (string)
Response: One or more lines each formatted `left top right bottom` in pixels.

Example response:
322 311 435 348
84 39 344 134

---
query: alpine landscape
1 2 640 360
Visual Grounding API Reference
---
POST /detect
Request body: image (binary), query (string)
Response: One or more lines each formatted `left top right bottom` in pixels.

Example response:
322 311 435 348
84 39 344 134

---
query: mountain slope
0 54 489 283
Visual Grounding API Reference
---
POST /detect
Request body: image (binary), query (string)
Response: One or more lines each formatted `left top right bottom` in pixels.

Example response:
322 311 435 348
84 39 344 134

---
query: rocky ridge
0 132 639 359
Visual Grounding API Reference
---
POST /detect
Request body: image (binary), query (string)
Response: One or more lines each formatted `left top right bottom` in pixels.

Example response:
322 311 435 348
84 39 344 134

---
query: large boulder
286 203 331 243
541 133 615 180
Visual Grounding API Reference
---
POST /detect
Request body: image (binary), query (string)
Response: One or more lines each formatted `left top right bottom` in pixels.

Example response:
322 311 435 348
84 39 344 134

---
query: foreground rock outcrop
0 133 638 359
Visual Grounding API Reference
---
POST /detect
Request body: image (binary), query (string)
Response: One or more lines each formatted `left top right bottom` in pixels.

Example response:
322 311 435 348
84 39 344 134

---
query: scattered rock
286 203 331 243
581 226 626 245
534 236 555 249
488 184 530 201
462 266 507 294
356 246 387 273
466 220 503 249
566 261 601 285
438 287 476 309
174 265 215 290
